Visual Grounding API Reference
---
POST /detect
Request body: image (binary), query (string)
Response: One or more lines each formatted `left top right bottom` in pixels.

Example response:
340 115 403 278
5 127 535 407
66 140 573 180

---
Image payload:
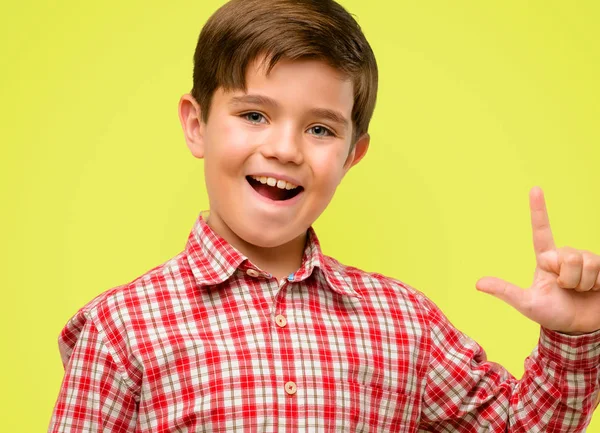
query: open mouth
246 176 304 201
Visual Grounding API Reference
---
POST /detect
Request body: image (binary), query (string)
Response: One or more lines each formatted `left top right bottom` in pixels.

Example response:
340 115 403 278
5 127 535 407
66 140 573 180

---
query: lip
247 172 304 188
245 176 305 207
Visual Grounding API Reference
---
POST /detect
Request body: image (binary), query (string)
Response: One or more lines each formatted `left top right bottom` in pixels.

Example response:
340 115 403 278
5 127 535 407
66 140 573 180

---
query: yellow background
2 0 599 430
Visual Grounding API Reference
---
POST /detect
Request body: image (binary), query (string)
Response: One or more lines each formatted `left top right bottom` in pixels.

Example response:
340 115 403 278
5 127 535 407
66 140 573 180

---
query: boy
49 0 600 431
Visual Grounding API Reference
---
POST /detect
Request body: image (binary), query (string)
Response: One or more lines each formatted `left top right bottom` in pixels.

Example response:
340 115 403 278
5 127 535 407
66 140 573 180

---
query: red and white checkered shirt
49 212 600 432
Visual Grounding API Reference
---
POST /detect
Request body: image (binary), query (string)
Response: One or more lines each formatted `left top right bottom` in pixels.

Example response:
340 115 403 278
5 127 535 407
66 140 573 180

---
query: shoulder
73 251 191 321
58 251 193 365
321 254 440 320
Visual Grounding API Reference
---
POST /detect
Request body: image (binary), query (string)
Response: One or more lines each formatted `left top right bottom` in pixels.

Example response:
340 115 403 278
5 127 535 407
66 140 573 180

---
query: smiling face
179 57 369 257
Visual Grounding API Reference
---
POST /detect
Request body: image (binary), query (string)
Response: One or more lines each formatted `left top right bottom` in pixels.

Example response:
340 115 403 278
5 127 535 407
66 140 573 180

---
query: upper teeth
250 175 299 190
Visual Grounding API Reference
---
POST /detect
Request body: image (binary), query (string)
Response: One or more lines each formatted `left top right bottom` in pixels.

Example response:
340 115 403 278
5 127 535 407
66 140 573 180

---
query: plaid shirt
49 212 600 432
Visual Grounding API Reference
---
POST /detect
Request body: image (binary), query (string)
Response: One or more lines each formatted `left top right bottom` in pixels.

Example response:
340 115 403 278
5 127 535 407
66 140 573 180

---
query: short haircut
190 0 378 146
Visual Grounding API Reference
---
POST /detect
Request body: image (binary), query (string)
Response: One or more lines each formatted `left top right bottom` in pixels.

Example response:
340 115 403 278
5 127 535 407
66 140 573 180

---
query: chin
236 225 302 249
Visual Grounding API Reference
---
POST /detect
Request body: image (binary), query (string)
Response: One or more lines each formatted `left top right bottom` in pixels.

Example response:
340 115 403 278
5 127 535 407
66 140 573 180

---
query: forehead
218 57 355 116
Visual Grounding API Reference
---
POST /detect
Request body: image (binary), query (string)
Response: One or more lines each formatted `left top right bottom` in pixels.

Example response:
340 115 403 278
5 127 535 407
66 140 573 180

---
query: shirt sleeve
419 300 600 432
48 316 138 432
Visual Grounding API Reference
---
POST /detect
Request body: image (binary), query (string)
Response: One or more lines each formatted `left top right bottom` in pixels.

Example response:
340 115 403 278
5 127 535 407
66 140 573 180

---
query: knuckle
565 253 583 265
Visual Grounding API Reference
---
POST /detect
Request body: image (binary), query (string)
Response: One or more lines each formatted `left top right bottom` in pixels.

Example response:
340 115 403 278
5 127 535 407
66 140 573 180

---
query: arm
48 318 138 432
419 301 600 432
417 186 600 431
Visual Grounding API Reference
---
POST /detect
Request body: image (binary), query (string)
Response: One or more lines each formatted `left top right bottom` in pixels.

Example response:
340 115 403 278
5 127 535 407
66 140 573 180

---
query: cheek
310 148 348 188
219 121 251 150
205 121 252 168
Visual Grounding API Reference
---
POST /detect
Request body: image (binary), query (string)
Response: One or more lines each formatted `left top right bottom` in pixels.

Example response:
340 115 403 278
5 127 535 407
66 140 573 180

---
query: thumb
476 276 529 312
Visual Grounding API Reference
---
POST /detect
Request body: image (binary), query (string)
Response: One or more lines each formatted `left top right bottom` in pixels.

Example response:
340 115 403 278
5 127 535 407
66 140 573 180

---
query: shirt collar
184 211 361 299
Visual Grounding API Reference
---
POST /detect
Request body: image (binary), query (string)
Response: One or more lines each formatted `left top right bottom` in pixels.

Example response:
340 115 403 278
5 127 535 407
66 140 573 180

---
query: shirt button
284 381 297 395
246 269 260 278
275 314 287 327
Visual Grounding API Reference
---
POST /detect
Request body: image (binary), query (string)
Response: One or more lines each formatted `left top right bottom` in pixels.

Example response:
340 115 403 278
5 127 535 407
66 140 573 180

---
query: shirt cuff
538 327 600 371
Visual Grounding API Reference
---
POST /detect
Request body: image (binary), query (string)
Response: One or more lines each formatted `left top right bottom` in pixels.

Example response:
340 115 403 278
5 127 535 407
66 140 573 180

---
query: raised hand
476 186 600 334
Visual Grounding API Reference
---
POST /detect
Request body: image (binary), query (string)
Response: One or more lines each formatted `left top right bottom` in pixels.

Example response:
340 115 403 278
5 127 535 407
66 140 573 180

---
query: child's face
180 57 369 250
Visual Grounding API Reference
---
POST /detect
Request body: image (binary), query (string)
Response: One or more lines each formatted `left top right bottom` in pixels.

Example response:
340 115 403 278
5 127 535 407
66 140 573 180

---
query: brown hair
190 0 378 146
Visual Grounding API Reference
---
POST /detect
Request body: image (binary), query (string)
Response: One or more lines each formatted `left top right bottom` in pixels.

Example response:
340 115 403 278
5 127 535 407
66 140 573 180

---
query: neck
205 213 307 281
241 235 306 280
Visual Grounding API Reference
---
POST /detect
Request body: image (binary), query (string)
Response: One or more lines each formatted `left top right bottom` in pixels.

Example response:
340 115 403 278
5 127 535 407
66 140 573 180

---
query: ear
342 132 370 174
178 93 206 159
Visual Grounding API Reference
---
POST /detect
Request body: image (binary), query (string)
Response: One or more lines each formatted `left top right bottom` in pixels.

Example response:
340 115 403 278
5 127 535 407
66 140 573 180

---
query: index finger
530 186 555 255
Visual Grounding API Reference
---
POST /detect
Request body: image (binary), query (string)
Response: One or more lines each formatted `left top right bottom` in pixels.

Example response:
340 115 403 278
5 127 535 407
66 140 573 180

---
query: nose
259 123 304 165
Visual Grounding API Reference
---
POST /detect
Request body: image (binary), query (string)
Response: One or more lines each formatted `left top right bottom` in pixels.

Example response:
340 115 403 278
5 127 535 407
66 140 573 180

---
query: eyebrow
229 94 280 109
308 108 349 130
229 94 350 129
